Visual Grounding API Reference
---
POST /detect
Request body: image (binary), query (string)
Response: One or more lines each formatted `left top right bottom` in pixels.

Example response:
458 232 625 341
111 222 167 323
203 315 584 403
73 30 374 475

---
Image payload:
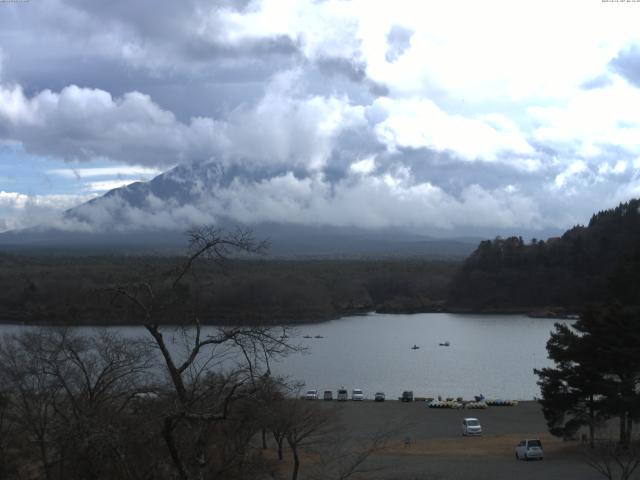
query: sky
1 0 640 236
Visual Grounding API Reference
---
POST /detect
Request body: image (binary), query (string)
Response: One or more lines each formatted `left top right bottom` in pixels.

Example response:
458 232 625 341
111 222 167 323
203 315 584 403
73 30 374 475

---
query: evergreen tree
536 320 606 446
536 305 640 447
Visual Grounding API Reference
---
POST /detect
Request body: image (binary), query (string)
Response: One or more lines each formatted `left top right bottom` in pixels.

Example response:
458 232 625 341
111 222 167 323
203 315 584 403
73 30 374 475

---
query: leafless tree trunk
582 439 640 480
281 400 334 480
312 416 411 480
110 227 297 480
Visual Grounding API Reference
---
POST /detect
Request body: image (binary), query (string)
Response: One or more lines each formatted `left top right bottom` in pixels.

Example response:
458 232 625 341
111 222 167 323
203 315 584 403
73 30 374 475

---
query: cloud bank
1 0 640 236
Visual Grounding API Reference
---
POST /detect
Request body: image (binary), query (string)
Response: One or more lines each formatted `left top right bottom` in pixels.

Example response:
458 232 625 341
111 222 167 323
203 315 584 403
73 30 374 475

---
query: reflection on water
0 313 568 400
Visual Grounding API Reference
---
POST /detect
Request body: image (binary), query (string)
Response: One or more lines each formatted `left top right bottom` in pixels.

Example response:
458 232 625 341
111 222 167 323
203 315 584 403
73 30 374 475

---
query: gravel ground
312 400 604 480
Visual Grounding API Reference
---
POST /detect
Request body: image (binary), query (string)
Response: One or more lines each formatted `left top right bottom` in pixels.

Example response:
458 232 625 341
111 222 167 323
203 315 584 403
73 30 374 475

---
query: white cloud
554 160 588 189
371 97 533 162
0 72 366 173
0 83 231 167
0 190 95 232
204 171 545 231
349 156 376 175
83 179 141 193
530 79 640 157
216 69 367 171
598 160 628 176
48 166 163 179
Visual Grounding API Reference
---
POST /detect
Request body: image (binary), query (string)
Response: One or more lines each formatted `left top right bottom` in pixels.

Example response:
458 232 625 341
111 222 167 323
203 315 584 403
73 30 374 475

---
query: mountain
0 162 480 258
447 198 640 311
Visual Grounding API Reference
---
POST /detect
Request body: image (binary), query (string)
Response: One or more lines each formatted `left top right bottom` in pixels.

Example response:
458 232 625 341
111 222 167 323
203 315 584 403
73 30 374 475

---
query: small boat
411 345 420 350
303 335 312 339
439 341 450 347
314 335 324 339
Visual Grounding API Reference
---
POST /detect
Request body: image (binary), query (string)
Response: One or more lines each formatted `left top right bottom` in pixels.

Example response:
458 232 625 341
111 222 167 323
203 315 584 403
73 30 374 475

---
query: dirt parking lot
319 400 604 480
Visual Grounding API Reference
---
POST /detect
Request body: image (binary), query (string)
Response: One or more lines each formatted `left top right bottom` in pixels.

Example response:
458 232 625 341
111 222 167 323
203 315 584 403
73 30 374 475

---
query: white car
351 389 364 401
462 417 482 436
304 389 318 400
515 439 544 461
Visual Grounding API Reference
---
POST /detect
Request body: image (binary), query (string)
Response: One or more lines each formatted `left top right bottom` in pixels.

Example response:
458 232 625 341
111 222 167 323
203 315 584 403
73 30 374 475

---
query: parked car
462 417 482 436
352 389 364 401
401 390 414 402
337 388 349 401
515 439 544 461
374 392 386 402
304 389 318 400
323 390 333 401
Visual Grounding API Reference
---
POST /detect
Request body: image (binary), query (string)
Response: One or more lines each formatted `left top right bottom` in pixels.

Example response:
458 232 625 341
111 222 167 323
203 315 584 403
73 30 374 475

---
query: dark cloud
385 26 413 63
321 126 387 184
58 0 302 65
0 0 303 121
316 56 368 83
609 44 640 87
580 74 613 90
315 56 388 96
372 147 549 200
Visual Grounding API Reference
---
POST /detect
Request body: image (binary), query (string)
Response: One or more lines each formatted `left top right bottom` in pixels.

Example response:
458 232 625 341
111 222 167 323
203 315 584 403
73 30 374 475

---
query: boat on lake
411 345 420 350
439 341 450 347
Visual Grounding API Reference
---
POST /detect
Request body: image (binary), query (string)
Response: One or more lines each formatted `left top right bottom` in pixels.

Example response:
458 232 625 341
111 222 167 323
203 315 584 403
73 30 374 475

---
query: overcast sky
1 0 640 236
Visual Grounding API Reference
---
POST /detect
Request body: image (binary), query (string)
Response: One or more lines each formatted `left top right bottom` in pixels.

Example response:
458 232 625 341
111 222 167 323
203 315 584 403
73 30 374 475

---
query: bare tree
0 391 19 479
582 439 640 480
0 328 156 480
280 399 335 480
317 423 407 480
110 227 298 480
0 330 64 480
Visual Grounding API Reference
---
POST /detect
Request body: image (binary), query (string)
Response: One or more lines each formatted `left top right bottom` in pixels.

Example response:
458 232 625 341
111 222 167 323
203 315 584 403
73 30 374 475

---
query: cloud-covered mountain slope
0 161 483 258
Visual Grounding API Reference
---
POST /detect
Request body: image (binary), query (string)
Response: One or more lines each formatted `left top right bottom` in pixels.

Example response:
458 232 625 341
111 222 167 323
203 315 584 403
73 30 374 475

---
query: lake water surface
273 313 567 400
0 313 568 400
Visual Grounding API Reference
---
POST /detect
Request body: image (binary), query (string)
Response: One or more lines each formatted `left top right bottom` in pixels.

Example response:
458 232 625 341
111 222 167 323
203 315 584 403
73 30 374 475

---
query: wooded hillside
448 199 640 311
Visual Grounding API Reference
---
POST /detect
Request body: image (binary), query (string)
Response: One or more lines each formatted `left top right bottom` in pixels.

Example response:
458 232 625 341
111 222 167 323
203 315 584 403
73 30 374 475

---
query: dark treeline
0 254 457 325
448 199 640 312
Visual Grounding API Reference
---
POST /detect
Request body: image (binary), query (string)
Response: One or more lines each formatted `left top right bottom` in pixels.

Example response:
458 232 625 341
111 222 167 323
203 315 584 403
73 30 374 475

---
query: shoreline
0 306 580 327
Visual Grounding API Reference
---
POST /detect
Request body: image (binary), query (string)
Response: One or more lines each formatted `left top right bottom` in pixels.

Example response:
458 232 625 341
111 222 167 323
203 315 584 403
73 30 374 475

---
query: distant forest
448 198 640 313
0 255 456 325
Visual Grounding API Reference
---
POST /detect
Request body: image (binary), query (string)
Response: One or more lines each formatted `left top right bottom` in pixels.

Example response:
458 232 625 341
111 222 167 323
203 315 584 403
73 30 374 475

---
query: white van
351 389 364 401
515 439 544 460
462 417 482 436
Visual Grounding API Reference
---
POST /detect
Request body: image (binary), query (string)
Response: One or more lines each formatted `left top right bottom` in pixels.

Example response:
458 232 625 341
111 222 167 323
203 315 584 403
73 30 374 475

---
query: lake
271 313 566 400
0 313 568 400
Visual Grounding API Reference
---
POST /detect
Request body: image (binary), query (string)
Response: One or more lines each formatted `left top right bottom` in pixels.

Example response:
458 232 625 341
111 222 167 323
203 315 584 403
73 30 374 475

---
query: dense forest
448 199 640 313
0 254 456 325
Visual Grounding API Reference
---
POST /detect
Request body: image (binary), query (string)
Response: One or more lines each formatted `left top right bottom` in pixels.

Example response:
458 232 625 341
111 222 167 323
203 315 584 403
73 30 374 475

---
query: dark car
374 392 386 402
401 390 414 402
323 390 333 401
337 388 349 401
